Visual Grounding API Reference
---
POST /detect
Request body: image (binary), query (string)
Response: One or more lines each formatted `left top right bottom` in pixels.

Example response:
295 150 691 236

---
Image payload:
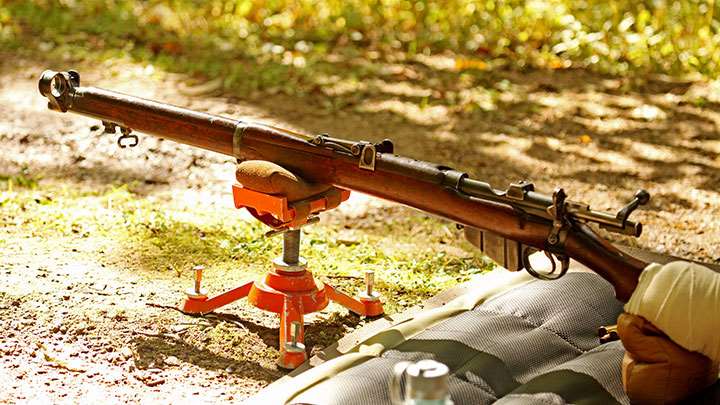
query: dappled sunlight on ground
357 99 451 126
2 1 720 401
1 54 719 402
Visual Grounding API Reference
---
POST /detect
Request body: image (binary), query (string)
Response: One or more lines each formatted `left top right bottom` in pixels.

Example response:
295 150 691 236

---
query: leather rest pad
236 160 332 202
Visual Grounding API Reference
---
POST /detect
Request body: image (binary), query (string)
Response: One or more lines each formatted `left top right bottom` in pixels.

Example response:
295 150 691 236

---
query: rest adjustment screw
185 265 208 299
359 270 381 301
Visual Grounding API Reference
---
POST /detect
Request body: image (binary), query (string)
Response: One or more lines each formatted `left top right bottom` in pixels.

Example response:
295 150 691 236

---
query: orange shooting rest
181 179 384 369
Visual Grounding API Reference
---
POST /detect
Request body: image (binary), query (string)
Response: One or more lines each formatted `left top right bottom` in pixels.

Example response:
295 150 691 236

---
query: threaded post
193 265 204 294
283 230 301 264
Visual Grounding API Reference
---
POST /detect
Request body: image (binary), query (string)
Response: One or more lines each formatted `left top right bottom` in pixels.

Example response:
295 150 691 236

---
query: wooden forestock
39 72 646 301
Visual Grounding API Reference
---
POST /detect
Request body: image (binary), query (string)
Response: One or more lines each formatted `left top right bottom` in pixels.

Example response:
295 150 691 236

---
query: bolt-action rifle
38 70 651 301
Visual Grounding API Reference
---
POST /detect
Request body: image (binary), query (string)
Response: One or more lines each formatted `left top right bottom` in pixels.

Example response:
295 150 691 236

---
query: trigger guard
522 247 570 281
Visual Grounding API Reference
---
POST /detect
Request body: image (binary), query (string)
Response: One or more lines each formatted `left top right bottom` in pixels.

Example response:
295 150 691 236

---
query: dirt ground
1 55 719 403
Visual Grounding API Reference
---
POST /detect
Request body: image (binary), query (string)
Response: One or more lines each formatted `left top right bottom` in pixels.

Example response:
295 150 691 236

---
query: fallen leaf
454 58 488 71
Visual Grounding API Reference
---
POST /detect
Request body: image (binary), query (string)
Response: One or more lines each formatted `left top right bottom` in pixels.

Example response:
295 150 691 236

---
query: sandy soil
1 55 718 403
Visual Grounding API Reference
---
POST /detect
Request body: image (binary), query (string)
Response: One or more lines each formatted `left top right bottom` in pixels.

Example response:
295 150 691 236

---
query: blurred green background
1 0 718 94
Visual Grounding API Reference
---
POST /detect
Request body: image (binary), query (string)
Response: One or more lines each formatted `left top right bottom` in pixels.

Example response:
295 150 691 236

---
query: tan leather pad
235 160 332 202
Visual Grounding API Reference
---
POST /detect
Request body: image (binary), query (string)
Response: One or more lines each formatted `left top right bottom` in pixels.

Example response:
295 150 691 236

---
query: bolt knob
634 189 650 205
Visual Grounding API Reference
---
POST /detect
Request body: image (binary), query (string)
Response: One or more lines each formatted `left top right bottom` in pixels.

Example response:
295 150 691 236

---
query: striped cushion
290 272 720 404
292 273 627 404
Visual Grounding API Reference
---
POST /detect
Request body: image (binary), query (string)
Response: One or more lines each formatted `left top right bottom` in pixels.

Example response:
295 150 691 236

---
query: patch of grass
0 166 40 190
2 0 720 102
0 179 491 314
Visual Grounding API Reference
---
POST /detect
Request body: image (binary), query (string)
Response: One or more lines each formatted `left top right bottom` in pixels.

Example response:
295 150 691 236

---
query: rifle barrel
38 70 647 301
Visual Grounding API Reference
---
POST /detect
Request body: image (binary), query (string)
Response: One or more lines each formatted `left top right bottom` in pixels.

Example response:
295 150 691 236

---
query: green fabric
394 339 521 397
454 351 520 397
509 369 622 405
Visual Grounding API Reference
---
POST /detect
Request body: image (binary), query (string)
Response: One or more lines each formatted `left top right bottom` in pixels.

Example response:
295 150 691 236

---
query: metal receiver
445 175 648 280
450 177 648 237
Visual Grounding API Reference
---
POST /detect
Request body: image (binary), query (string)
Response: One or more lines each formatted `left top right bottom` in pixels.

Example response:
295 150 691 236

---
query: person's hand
618 312 718 404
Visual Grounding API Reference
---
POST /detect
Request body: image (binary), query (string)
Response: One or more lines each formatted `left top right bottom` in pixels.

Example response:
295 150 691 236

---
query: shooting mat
251 261 720 405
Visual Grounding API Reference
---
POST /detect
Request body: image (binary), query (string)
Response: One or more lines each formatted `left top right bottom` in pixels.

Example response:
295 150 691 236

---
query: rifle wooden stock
39 71 646 301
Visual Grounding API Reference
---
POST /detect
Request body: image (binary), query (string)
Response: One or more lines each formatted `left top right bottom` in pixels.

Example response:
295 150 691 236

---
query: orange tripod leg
325 284 365 314
325 283 384 317
182 280 254 314
277 296 307 369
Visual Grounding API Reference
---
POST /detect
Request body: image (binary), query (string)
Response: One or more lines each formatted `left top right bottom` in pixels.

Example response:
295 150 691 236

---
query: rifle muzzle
38 70 79 113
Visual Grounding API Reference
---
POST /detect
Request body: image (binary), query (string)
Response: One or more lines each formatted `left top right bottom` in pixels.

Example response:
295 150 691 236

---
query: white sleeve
624 261 720 363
